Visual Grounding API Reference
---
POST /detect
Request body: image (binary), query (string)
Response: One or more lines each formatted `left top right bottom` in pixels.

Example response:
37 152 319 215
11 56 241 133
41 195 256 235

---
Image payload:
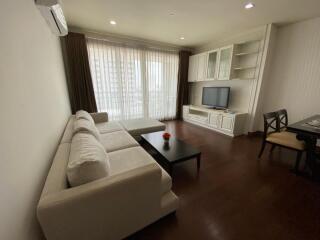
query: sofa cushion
95 121 124 134
100 130 139 152
67 133 110 187
108 147 172 194
73 118 101 141
119 118 166 137
76 110 94 124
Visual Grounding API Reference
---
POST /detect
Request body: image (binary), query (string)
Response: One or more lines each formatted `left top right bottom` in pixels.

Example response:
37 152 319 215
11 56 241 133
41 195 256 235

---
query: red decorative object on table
162 132 171 141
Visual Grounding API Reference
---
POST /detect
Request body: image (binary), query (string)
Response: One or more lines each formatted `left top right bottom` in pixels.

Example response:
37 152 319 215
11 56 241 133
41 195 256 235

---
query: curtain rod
86 35 180 53
69 27 193 53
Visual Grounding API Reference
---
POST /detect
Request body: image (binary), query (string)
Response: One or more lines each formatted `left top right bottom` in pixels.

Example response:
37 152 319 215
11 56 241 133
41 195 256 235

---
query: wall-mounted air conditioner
36 0 68 36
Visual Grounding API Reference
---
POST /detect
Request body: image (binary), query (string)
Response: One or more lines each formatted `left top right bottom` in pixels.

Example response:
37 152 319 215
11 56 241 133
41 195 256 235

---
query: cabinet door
217 45 234 80
183 106 189 119
206 50 219 80
220 115 234 132
209 113 221 128
188 55 198 82
197 53 207 82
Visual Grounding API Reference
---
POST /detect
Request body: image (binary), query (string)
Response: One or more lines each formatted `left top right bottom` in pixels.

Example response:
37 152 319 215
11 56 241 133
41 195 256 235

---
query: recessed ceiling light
180 37 185 40
110 20 117 25
244 2 255 9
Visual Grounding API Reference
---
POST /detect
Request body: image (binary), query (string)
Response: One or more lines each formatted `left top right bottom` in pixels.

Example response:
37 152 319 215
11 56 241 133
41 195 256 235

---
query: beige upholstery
120 118 166 139
95 121 124 134
38 164 164 240
100 130 139 152
159 167 172 194
60 116 75 143
90 112 109 123
41 143 70 197
76 110 95 124
108 147 172 194
37 111 178 240
108 147 155 175
73 118 101 141
266 131 305 150
67 133 110 187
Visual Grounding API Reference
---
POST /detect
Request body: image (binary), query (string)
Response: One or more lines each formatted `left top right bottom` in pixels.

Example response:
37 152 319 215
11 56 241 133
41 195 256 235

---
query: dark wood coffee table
141 131 201 175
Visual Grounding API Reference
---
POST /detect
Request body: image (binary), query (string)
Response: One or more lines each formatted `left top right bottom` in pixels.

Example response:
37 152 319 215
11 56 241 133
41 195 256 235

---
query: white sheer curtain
86 37 179 121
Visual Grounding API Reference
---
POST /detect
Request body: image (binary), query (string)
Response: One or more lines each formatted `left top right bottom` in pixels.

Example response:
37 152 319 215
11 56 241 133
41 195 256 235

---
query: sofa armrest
37 163 162 240
90 112 108 123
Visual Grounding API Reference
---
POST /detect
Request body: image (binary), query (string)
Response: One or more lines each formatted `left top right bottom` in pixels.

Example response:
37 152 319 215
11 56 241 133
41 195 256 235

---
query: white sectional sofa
37 112 179 240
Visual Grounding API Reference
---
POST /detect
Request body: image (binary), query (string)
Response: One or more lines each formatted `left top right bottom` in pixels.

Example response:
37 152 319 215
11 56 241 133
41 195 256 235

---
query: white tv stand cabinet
183 105 247 137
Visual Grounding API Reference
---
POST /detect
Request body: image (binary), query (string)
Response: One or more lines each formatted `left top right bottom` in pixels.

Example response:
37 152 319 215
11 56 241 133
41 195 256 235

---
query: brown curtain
61 32 97 114
176 50 191 119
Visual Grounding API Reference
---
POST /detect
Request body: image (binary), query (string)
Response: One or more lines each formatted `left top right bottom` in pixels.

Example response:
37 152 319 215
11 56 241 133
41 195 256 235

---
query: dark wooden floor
129 120 320 240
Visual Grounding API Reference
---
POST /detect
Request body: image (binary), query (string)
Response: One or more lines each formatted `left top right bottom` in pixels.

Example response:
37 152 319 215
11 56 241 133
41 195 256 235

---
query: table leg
196 154 201 172
296 133 318 179
168 164 173 176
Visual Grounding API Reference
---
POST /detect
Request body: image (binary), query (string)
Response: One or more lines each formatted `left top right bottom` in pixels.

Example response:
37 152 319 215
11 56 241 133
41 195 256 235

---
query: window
87 38 179 121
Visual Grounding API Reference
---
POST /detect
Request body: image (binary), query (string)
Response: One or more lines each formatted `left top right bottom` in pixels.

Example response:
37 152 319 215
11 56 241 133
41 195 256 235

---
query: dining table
287 115 320 179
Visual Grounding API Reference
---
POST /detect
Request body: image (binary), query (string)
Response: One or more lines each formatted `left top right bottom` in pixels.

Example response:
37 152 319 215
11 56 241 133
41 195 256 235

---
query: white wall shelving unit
183 105 248 137
188 40 261 82
232 40 261 80
187 24 277 133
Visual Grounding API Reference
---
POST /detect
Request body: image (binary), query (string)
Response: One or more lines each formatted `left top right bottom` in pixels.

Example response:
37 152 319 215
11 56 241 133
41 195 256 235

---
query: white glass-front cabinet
206 50 219 80
197 53 207 82
188 55 198 82
188 53 207 82
188 44 235 82
217 45 234 80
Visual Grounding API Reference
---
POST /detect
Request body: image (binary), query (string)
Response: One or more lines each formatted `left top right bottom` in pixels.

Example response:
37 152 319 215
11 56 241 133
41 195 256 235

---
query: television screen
202 87 230 109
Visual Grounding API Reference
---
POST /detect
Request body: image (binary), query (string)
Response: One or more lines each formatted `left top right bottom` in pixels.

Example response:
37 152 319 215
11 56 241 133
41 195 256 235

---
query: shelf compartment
235 51 259 56
233 66 257 70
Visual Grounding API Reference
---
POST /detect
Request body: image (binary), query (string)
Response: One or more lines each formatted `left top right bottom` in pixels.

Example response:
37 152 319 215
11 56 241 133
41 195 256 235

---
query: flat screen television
202 87 230 109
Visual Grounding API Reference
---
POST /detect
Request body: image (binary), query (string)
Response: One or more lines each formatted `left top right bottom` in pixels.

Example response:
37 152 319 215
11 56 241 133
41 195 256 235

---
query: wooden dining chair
258 110 305 172
277 109 288 131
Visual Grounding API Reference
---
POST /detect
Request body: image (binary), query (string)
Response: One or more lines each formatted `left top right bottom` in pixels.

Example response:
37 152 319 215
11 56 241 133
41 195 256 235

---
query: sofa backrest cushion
73 118 101 141
76 110 95 124
67 133 110 187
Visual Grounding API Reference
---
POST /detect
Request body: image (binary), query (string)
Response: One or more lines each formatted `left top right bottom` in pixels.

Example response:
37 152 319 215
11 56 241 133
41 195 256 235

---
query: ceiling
62 0 320 47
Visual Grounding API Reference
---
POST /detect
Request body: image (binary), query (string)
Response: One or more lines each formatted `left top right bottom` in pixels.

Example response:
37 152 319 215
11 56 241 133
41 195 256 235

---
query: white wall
0 0 71 239
257 17 320 129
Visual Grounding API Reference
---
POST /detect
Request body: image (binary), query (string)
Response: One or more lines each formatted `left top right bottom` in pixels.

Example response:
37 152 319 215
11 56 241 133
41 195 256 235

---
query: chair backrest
263 111 279 138
277 109 288 130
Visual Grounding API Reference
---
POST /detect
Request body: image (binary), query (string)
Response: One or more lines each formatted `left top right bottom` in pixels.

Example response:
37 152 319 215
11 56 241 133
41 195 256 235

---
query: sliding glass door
87 38 179 121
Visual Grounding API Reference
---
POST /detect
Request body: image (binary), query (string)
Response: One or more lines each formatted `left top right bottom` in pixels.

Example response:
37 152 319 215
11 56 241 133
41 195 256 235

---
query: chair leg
270 144 276 153
258 140 266 158
294 151 303 173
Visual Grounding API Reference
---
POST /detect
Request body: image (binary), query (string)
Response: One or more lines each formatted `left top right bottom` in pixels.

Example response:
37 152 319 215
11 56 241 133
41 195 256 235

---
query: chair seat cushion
95 121 124 134
100 130 139 152
119 118 165 136
108 147 172 194
266 131 305 150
